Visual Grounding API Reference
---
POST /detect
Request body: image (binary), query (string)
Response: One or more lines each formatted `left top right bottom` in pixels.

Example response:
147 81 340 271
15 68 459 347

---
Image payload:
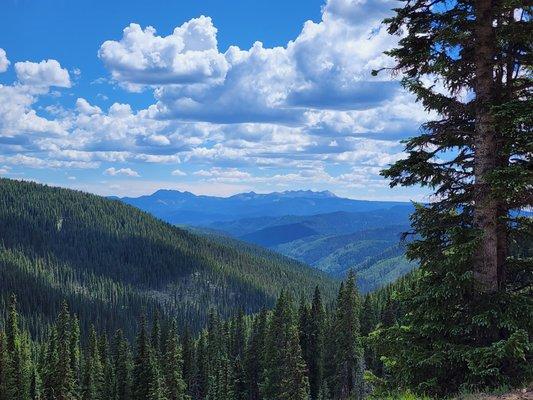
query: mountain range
118 189 417 291
118 189 410 225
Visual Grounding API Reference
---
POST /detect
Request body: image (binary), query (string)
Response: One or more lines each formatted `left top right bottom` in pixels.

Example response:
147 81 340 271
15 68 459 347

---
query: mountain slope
0 179 338 338
206 209 416 291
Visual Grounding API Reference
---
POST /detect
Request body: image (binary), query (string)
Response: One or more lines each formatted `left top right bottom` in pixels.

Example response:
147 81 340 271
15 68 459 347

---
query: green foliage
0 275 366 400
369 0 533 393
0 178 337 339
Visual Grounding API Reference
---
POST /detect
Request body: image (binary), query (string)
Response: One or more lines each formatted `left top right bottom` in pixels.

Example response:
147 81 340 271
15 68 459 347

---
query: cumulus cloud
0 49 10 73
0 84 68 139
98 0 401 124
0 0 430 200
104 167 140 177
15 59 71 88
76 98 102 115
98 17 228 86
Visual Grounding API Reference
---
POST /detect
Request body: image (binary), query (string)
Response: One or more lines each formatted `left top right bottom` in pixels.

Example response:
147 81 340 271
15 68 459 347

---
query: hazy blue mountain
119 189 410 225
118 189 417 291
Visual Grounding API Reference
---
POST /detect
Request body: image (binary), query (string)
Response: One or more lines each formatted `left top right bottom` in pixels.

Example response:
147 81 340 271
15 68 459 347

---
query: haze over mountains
119 189 411 224
119 189 417 291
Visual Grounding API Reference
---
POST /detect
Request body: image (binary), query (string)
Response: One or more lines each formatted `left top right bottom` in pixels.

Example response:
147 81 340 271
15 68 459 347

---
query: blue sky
0 0 430 200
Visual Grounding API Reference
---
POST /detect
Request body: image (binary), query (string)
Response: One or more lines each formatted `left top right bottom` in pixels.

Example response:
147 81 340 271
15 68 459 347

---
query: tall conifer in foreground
373 0 532 394
113 329 133 400
332 272 363 400
308 286 325 400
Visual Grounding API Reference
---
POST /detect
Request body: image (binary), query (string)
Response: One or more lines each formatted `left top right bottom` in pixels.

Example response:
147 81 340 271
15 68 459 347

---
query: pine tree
99 334 115 400
263 291 309 400
244 310 267 400
163 321 189 400
195 332 209 400
82 326 103 400
332 272 363 400
278 324 310 400
230 310 246 400
70 314 82 397
54 302 75 399
308 286 325 400
133 315 165 400
181 327 196 399
6 295 31 400
372 0 532 393
0 331 9 400
113 329 133 400
43 327 59 400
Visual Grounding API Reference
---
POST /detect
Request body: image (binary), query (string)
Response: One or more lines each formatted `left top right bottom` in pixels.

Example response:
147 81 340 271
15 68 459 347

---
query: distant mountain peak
152 189 195 197
278 190 338 198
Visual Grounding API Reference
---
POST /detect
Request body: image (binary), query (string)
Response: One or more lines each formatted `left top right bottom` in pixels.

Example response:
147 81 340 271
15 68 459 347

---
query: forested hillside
0 178 337 339
201 208 416 291
0 271 406 400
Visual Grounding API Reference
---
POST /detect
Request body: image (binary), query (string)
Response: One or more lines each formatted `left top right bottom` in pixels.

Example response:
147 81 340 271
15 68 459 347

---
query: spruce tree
332 272 363 400
163 321 188 400
308 286 325 400
54 302 75 399
6 295 31 400
181 327 196 399
230 310 247 400
263 292 309 400
244 310 267 400
133 315 165 400
113 329 133 400
99 334 115 400
82 326 103 400
372 0 532 394
206 315 232 400
70 314 82 397
0 331 9 400
195 332 209 400
43 327 59 400
278 324 310 400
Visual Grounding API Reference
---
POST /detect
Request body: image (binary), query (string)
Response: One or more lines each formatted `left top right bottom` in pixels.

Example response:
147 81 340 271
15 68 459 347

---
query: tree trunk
473 0 501 292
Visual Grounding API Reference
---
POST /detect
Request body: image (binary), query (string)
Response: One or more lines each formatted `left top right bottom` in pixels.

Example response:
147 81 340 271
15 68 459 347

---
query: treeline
0 178 337 339
0 272 400 400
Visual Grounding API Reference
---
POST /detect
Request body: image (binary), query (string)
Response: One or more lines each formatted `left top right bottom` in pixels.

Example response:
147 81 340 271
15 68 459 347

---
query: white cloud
0 84 69 138
171 168 186 176
76 98 102 115
0 154 98 169
194 167 252 182
146 134 170 146
0 0 431 201
15 59 71 88
98 0 401 125
104 167 140 177
98 17 228 86
0 49 10 73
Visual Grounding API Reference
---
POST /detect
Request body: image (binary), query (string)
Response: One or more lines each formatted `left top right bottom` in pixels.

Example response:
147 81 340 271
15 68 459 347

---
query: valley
119 189 417 292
